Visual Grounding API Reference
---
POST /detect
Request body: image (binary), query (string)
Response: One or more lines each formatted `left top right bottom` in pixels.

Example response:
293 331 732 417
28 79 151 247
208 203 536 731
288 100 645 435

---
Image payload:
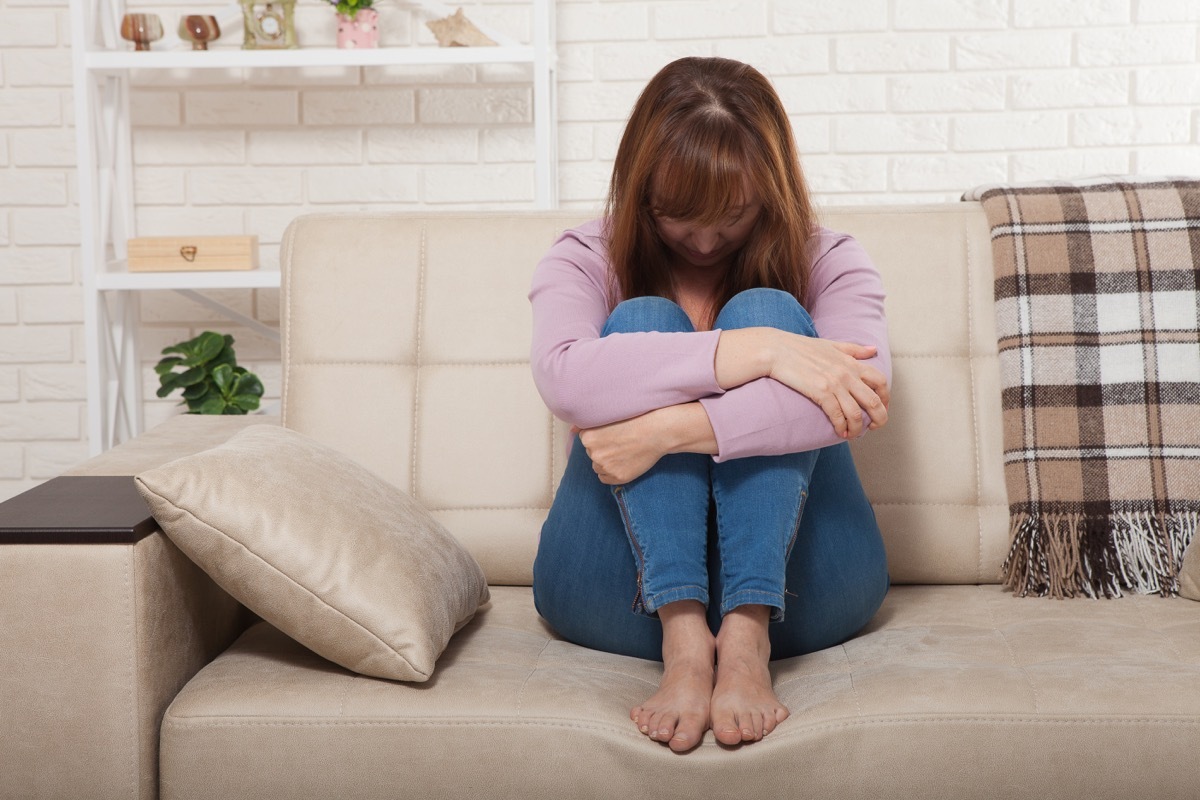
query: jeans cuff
639 585 709 618
720 589 786 622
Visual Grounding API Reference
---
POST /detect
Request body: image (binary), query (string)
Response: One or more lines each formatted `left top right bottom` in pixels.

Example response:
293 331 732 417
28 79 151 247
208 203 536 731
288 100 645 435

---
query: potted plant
325 0 378 49
155 331 265 415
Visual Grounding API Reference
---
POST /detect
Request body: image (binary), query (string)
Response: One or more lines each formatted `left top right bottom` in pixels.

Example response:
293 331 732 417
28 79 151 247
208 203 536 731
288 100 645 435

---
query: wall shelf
95 266 283 292
84 45 540 71
71 0 557 453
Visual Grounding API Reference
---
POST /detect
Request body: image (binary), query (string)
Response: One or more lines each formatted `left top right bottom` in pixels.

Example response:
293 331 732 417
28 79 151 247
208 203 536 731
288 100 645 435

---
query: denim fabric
533 288 889 662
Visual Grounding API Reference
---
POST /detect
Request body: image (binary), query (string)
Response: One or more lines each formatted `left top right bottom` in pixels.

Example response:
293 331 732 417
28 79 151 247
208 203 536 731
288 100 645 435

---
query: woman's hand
577 403 717 485
715 327 889 439
766 330 889 439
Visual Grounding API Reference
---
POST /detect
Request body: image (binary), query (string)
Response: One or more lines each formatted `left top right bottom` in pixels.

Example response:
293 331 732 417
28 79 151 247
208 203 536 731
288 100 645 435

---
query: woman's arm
535 225 890 467
582 231 892 477
529 225 727 428
699 232 892 461
578 402 716 485
713 327 888 438
581 325 889 483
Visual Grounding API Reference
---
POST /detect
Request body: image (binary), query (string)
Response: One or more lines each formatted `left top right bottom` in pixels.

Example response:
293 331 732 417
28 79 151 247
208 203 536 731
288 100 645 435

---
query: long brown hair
604 57 817 322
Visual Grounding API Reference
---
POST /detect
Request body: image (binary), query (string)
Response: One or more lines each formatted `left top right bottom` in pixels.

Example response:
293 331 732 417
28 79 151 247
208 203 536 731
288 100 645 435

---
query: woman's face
652 183 763 274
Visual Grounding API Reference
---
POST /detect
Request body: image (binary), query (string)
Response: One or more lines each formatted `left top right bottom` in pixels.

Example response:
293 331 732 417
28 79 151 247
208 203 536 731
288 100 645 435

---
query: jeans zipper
613 486 646 613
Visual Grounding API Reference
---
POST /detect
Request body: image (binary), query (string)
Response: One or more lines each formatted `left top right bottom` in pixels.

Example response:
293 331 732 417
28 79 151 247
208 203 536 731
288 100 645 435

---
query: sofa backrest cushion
279 206 1007 586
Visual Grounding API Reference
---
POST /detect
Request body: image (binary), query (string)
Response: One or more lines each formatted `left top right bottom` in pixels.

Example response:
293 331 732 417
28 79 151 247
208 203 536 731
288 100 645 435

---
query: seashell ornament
426 8 497 47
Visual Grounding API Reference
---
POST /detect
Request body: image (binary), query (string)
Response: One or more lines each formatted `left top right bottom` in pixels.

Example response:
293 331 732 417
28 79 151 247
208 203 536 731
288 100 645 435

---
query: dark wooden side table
0 475 156 544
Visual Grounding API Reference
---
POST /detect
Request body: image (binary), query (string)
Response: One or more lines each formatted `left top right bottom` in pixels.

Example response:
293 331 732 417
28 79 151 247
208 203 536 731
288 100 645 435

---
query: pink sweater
529 219 890 462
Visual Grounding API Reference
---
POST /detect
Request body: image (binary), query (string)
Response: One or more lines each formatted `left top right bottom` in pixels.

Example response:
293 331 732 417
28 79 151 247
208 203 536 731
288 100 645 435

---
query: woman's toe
653 712 679 742
711 712 741 745
669 713 706 753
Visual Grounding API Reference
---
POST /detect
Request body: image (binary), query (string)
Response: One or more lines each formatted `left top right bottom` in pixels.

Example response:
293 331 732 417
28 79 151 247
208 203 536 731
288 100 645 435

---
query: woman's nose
690 228 720 253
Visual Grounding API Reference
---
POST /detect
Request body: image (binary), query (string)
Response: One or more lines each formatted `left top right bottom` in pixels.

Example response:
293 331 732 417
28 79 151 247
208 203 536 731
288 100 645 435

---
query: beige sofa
3 205 1198 800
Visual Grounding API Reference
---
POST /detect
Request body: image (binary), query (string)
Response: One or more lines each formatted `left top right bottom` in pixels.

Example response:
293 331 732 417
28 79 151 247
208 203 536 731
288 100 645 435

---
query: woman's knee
603 296 693 336
714 287 815 336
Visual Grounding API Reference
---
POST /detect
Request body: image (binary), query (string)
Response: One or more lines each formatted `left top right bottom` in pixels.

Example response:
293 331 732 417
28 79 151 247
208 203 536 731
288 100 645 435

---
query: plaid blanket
970 179 1200 598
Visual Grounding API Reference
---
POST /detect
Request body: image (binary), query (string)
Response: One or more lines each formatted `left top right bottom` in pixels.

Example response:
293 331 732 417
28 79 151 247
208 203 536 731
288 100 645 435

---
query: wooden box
126 235 259 272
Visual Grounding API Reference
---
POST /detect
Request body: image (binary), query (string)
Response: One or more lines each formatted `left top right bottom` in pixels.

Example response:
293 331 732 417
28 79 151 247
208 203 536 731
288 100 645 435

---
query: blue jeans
533 288 889 662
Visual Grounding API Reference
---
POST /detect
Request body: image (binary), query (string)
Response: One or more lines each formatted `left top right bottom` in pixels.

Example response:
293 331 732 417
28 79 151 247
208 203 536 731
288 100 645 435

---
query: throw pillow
135 424 489 682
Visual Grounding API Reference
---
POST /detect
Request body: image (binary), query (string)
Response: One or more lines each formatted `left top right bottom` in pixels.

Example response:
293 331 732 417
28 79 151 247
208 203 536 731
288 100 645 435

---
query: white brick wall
2 0 1200 501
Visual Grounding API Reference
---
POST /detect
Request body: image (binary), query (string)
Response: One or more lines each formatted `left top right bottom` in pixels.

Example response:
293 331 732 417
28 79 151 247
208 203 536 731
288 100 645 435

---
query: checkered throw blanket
969 179 1200 598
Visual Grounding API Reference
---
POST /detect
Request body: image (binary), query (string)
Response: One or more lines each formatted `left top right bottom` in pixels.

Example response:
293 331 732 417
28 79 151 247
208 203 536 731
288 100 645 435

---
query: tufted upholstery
278 206 1006 586
161 585 1200 799
153 205 1200 799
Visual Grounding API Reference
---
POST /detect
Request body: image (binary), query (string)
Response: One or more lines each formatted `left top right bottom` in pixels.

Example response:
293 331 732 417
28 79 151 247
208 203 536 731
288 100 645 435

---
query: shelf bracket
173 289 281 344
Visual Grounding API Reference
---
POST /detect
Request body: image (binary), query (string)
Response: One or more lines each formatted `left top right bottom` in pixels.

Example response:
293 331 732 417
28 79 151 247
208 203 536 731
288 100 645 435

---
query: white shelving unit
71 0 558 453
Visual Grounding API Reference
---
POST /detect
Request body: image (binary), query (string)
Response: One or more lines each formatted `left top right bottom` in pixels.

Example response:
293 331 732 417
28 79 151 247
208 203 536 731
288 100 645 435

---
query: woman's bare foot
710 605 789 745
630 600 715 753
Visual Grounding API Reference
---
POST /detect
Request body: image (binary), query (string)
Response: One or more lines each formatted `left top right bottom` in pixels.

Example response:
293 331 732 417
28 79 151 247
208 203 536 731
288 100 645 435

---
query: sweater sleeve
698 230 891 461
529 221 725 429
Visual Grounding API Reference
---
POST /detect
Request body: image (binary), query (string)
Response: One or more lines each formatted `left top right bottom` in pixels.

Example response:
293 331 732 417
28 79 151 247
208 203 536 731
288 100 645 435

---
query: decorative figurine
427 8 497 47
119 13 165 51
179 15 221 50
239 0 298 49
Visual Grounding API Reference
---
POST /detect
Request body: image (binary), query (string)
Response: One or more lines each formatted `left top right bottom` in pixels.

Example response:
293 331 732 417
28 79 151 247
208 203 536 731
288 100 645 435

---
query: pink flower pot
336 9 379 49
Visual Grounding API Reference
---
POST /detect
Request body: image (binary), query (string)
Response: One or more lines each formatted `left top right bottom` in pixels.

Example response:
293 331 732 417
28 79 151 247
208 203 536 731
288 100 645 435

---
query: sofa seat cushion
161 585 1200 800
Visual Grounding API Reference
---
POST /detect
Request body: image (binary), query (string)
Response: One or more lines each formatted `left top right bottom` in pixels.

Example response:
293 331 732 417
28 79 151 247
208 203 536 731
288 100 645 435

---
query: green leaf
155 381 179 399
182 332 226 367
233 373 265 398
199 397 227 415
182 383 210 400
185 388 217 411
212 363 235 395
162 331 206 356
176 366 207 387
160 342 191 357
154 356 184 376
210 348 237 372
230 394 262 412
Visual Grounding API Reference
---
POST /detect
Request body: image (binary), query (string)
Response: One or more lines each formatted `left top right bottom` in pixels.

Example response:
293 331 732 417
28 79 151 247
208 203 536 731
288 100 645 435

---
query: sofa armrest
0 415 272 800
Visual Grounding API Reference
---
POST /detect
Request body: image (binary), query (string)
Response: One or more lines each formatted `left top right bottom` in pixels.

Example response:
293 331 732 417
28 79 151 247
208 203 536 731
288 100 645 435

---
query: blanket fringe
1001 508 1199 598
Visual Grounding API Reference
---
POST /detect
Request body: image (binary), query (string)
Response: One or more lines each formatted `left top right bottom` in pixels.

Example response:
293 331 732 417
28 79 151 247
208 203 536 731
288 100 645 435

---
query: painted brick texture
1 0 1199 500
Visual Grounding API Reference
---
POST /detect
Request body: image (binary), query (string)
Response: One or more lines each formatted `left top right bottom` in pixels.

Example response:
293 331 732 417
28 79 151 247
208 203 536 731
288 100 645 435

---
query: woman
529 57 891 753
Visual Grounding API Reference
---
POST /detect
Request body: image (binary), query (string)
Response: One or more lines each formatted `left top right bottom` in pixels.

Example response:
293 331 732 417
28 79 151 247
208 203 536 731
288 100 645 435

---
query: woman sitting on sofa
529 57 892 753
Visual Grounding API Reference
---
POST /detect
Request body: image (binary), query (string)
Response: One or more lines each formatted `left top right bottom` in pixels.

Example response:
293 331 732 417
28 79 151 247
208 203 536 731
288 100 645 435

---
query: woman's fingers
765 332 891 436
819 366 888 438
579 413 667 484
832 345 889 431
831 341 878 360
849 380 888 431
838 389 865 439
818 394 849 438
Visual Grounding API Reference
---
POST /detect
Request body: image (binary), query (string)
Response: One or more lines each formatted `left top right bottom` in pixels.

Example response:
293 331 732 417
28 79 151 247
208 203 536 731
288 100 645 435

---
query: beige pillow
135 424 489 682
1180 537 1200 601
